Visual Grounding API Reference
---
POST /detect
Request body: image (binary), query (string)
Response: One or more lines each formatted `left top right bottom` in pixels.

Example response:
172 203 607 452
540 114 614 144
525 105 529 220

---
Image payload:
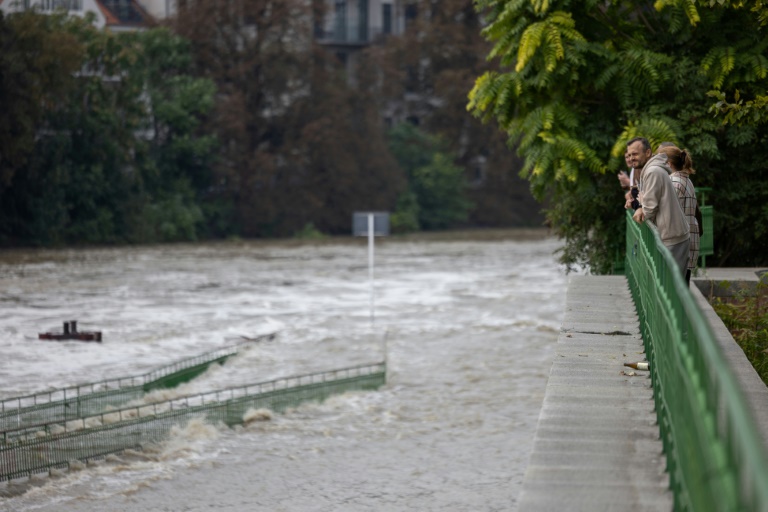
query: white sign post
353 212 390 326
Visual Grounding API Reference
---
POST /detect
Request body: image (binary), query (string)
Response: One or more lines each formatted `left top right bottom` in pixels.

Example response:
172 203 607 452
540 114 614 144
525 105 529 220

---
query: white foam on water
0 233 569 511
242 408 273 424
158 418 221 460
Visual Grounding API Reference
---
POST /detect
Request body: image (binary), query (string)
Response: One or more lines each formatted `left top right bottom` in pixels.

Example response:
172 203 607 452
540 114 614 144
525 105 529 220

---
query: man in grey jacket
630 140 690 280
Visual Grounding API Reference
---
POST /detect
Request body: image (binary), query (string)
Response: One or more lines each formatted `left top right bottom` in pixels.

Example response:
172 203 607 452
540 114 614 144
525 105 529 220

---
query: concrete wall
691 273 768 442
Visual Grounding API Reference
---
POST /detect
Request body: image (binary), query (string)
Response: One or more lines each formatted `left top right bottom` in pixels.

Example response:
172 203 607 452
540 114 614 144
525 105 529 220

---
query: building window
334 0 347 41
102 0 142 21
41 0 82 10
382 3 392 34
405 2 417 25
357 0 368 42
470 156 487 187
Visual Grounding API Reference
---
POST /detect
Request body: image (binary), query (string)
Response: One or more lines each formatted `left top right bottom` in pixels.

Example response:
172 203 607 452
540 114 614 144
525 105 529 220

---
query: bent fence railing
0 362 385 482
624 211 768 511
0 344 241 433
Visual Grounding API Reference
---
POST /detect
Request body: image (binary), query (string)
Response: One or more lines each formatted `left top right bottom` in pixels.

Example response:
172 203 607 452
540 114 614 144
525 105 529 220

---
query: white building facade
0 0 150 31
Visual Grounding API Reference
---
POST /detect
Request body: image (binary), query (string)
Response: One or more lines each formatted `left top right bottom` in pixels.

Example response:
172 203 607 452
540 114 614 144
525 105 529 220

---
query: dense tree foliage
1 12 141 244
132 28 218 242
0 2 545 247
0 11 82 190
0 13 217 245
469 0 768 271
387 123 472 231
173 0 406 237
704 0 768 126
372 0 544 228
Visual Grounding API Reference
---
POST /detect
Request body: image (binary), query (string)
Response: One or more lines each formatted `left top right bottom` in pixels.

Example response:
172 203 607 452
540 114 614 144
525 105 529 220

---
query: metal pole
368 213 374 326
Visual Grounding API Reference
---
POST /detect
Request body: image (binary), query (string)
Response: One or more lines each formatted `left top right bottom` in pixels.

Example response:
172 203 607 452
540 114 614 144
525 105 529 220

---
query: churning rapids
0 230 567 511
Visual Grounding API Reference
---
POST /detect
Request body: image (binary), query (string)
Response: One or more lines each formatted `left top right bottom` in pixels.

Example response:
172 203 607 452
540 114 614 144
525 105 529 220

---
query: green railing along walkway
0 362 385 482
0 344 241 433
625 210 768 511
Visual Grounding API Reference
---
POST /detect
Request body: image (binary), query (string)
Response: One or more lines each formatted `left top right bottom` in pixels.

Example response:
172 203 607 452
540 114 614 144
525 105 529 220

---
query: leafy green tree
174 0 314 238
135 29 217 191
0 12 140 244
388 123 436 175
469 0 768 271
0 13 219 245
128 28 218 242
294 61 406 235
388 123 472 230
390 190 421 233
175 0 405 237
412 153 473 229
709 90 768 126
372 0 543 228
0 11 81 202
30 15 148 244
689 0 768 126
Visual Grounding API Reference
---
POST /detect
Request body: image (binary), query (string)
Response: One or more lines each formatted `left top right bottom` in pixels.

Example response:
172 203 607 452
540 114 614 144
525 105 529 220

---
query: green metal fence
624 210 768 511
0 344 240 433
0 362 385 482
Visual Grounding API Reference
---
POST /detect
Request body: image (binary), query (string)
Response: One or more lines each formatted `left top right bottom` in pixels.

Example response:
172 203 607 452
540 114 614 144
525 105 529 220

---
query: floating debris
238 332 277 343
38 321 102 342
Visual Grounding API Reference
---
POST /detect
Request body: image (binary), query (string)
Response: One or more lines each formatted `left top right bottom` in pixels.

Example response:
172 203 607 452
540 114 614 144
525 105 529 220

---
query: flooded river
0 230 566 511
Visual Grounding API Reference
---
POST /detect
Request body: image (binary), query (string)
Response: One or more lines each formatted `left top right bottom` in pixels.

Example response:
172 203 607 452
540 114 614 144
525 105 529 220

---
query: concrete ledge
690 272 768 446
519 480 672 512
519 269 768 512
694 268 768 298
518 275 673 512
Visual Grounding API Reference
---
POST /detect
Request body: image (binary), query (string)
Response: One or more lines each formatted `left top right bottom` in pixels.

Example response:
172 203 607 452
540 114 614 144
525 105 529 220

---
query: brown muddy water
0 230 567 511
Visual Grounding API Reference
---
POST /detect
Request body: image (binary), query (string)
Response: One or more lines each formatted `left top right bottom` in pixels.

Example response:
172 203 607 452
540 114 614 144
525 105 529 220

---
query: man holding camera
618 149 641 211
625 137 690 279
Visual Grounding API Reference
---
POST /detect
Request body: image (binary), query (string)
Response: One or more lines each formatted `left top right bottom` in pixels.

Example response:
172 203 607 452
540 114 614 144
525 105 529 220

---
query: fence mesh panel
1 362 385 482
0 345 239 434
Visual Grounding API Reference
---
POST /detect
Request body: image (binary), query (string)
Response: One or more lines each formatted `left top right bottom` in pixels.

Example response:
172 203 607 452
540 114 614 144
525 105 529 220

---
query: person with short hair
629 137 690 279
624 137 652 211
618 150 640 210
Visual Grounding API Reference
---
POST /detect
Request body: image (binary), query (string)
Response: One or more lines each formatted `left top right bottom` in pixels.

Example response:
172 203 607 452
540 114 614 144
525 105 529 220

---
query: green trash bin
697 187 713 270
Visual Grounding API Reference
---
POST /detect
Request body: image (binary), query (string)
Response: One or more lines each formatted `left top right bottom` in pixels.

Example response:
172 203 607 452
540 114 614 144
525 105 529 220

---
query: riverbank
0 227 555 257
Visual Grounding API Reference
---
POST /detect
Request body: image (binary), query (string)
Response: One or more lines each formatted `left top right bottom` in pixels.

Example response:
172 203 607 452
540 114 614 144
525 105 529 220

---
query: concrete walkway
517 276 673 512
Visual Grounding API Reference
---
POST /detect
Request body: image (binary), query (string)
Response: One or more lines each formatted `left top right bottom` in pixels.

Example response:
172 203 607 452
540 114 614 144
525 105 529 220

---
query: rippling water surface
0 231 566 511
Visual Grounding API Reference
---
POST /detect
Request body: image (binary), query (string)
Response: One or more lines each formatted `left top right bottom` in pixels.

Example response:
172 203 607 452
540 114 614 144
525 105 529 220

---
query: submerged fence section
0 344 240 433
0 362 385 482
624 211 768 511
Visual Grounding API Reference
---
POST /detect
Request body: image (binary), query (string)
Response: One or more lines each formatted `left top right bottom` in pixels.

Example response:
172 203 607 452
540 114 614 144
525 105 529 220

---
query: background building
0 0 151 30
